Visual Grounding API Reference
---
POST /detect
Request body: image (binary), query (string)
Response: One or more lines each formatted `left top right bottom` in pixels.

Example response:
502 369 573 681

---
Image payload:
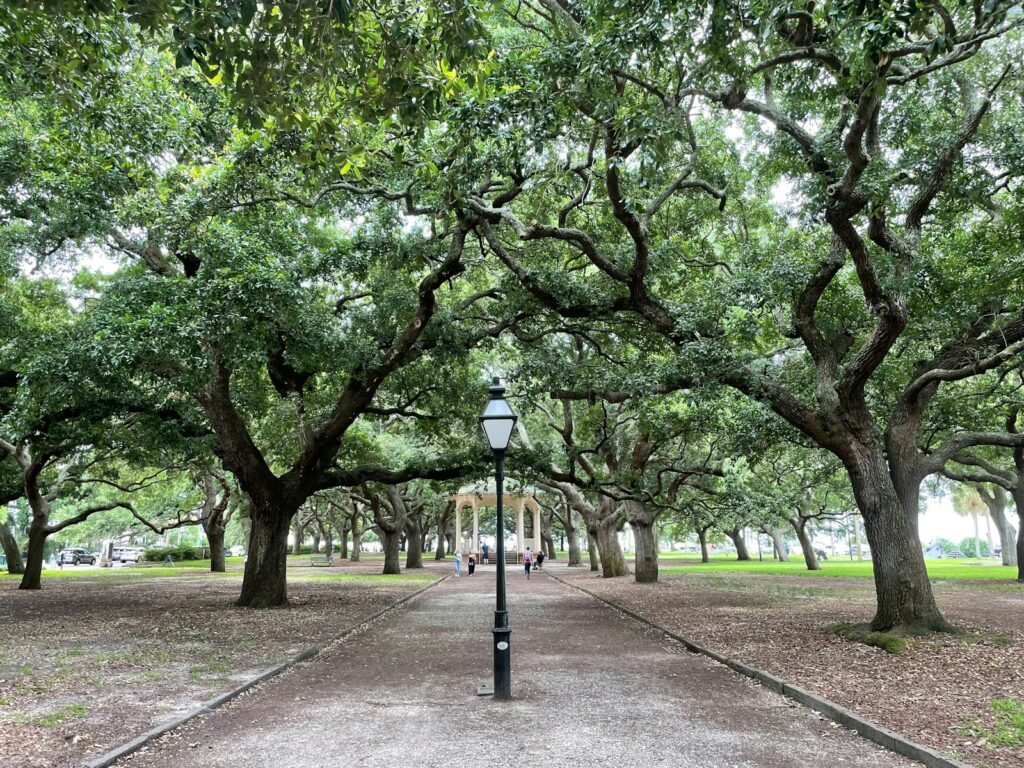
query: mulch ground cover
0 561 437 768
560 566 1024 768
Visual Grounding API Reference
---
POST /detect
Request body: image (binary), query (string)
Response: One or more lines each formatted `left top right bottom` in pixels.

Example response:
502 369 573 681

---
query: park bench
310 555 333 567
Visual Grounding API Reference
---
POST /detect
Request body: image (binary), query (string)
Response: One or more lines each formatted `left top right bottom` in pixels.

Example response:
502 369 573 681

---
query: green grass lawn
1 561 235 581
658 556 1020 581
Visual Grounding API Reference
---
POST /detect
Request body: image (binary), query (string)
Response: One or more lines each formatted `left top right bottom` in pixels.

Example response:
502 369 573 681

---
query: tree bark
237 505 293 608
726 528 750 560
0 521 24 574
565 509 581 566
766 526 788 561
1013 484 1024 582
595 499 628 577
405 515 424 569
435 515 448 560
382 527 402 574
19 524 47 590
337 520 349 558
207 527 226 572
626 500 658 583
311 531 321 554
542 532 556 559
791 517 820 570
351 524 362 562
586 530 599 571
848 445 949 631
322 528 333 557
697 527 710 563
291 518 303 555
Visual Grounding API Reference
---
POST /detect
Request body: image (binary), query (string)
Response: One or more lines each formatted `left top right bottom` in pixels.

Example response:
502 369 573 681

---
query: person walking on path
454 550 463 577
523 547 533 579
468 552 476 576
482 542 490 565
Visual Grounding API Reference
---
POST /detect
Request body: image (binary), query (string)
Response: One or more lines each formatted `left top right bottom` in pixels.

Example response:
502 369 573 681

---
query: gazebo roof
455 480 541 496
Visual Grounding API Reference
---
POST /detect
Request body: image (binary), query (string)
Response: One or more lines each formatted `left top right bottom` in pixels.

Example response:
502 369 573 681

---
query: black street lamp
479 376 517 701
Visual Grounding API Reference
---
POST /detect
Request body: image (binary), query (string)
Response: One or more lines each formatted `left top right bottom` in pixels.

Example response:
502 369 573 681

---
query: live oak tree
457 0 1024 630
0 455 25 573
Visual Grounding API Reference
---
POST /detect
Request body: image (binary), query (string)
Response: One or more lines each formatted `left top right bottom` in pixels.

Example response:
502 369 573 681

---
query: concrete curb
547 571 975 768
82 574 449 768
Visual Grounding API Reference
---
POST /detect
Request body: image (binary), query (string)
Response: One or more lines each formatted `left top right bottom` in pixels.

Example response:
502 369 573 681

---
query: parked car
57 548 96 565
947 550 965 558
228 545 246 558
112 546 144 563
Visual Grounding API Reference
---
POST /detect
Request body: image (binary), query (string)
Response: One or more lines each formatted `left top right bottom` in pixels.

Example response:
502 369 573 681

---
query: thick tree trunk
1017 514 1024 582
19 525 47 590
850 447 948 631
626 501 658 583
237 506 293 608
767 527 788 561
566 511 581 566
595 507 628 578
405 518 423 569
382 528 401 575
207 527 226 573
791 518 820 571
587 530 599 571
435 517 447 560
323 529 333 558
997 515 1017 567
1014 486 1024 581
727 528 750 561
291 519 303 555
697 528 710 563
542 533 556 560
337 522 349 558
970 487 1011 565
311 531 321 554
350 525 362 562
629 518 658 583
0 521 24 574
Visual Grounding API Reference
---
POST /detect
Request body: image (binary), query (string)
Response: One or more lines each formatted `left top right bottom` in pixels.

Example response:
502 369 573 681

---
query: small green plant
16 703 89 727
830 623 908 654
963 699 1024 748
985 699 1024 746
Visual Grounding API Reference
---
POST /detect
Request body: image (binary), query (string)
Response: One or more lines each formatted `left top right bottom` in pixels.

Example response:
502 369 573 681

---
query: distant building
922 541 945 559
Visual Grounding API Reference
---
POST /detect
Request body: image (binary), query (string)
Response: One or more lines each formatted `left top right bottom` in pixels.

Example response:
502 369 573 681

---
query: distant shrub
957 537 988 557
142 545 201 562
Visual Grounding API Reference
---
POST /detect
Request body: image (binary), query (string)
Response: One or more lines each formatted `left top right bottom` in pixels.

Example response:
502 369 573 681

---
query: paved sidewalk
116 564 913 768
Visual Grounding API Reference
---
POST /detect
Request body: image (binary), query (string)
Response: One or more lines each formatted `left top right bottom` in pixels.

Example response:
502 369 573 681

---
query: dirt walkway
114 563 915 768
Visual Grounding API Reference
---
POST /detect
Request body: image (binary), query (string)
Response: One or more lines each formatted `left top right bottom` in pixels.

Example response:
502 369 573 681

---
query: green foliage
830 623 908 655
141 544 201 562
959 537 989 557
965 699 1024 748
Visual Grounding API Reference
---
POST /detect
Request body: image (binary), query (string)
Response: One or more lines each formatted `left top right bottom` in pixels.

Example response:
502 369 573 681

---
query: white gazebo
451 483 542 562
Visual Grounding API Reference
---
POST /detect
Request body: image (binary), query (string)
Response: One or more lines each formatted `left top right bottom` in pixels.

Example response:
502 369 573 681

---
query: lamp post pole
493 448 511 700
479 376 516 701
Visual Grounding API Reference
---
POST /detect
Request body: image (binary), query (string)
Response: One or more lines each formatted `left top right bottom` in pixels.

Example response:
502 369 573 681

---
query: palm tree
951 483 987 558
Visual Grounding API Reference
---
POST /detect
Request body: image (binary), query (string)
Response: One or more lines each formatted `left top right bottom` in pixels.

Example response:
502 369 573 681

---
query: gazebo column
455 500 463 554
531 497 542 554
514 498 525 561
472 498 479 554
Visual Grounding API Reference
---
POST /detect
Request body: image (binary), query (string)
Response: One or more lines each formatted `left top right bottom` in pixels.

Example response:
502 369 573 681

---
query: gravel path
117 564 915 768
